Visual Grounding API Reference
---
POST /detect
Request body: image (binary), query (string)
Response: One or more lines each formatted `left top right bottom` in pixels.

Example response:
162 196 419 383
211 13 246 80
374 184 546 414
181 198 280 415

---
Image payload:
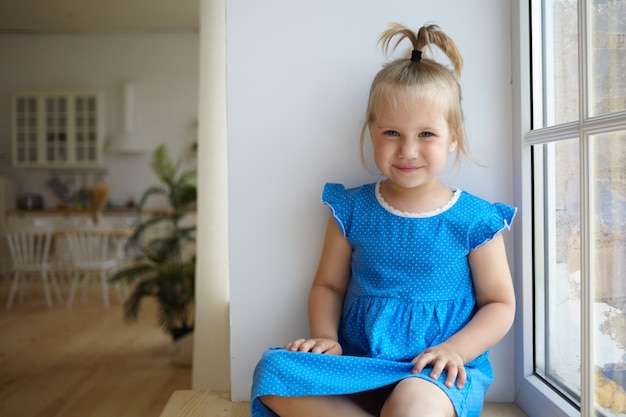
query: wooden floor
0 277 528 417
0 277 191 417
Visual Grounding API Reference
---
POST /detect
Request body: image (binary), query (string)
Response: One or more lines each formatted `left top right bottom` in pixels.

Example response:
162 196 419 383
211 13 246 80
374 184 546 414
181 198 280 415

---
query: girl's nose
399 138 419 159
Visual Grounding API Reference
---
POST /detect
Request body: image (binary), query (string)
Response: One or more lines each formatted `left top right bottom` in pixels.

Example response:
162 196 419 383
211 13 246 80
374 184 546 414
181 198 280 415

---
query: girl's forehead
381 85 446 106
374 87 448 117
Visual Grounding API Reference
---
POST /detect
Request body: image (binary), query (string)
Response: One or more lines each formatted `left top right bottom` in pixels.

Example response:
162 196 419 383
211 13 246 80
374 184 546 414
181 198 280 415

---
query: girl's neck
378 179 454 214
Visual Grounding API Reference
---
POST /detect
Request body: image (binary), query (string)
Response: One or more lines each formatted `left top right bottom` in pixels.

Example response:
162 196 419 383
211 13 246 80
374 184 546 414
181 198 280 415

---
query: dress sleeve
469 202 517 250
320 183 353 238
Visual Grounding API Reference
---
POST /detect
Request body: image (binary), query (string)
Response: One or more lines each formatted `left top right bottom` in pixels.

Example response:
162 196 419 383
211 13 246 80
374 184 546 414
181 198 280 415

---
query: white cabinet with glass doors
11 90 103 167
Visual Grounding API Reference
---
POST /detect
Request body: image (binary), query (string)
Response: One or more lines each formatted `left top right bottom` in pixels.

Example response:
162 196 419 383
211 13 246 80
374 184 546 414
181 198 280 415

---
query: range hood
107 81 148 154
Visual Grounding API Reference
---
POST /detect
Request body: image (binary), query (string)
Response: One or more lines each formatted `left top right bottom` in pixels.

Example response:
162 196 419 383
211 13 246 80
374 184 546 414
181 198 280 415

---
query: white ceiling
0 0 199 33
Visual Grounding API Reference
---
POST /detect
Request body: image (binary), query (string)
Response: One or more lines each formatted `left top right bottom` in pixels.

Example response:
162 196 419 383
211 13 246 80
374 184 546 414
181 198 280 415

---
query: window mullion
525 121 579 145
579 132 593 417
526 111 626 145
578 0 594 415
582 110 626 135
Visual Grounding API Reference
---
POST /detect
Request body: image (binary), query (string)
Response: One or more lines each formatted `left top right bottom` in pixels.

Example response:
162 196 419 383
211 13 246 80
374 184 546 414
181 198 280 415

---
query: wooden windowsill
158 390 529 417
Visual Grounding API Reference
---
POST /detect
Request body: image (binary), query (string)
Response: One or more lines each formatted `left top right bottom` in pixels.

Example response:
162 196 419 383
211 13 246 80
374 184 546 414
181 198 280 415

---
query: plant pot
172 326 194 341
172 330 193 368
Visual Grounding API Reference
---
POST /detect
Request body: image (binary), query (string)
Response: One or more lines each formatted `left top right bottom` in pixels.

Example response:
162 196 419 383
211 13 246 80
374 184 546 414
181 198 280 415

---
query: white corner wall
226 0 515 402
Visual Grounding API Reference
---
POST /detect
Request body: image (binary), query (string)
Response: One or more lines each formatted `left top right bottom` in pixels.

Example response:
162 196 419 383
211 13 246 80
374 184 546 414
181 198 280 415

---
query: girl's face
369 92 457 191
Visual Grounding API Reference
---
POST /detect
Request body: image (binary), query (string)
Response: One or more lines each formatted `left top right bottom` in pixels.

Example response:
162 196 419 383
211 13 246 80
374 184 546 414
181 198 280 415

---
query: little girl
250 23 517 417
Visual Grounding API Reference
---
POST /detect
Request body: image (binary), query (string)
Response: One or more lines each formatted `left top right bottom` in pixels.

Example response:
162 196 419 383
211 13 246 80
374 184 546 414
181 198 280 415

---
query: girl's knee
380 378 456 417
259 394 280 409
259 394 282 414
259 395 293 416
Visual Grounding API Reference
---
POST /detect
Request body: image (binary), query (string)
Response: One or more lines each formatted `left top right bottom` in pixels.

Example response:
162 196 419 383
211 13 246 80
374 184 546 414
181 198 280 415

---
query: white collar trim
375 181 461 218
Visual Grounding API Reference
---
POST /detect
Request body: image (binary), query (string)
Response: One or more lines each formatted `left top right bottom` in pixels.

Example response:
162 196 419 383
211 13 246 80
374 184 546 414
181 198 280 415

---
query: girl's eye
384 130 400 137
419 131 434 138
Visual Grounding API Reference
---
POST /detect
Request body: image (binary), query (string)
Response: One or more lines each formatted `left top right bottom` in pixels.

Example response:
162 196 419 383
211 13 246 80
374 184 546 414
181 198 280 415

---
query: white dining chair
65 226 122 308
5 223 63 309
95 216 136 267
47 216 90 289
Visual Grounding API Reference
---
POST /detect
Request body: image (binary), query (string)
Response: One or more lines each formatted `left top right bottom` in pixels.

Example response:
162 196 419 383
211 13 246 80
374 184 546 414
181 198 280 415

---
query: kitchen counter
5 208 195 230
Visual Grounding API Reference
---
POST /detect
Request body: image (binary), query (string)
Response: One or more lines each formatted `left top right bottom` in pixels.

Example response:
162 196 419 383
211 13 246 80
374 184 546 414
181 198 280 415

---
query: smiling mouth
394 165 422 172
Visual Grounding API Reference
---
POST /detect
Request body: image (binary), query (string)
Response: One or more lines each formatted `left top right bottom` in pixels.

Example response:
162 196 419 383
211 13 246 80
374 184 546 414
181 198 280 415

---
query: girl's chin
384 176 440 191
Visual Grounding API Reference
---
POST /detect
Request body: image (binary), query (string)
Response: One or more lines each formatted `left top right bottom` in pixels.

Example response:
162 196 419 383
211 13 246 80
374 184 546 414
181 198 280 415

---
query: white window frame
513 1 626 416
511 3 576 416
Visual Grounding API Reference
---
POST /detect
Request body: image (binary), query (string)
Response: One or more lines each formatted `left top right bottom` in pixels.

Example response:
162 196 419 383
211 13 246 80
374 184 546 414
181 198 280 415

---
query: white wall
227 0 515 402
0 33 199 208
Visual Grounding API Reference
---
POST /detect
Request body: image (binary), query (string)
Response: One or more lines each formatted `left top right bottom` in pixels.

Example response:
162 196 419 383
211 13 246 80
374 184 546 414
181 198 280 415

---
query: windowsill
517 375 580 417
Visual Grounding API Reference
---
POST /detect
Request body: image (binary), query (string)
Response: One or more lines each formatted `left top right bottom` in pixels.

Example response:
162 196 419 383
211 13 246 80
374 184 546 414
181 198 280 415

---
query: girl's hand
284 338 343 355
411 344 466 389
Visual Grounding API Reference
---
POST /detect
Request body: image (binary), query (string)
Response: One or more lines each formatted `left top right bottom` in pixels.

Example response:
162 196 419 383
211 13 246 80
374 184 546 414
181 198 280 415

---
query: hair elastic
411 50 422 62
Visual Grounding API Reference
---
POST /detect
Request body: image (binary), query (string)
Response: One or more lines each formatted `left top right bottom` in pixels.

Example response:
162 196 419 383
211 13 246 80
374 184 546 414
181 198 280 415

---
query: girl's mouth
394 165 421 173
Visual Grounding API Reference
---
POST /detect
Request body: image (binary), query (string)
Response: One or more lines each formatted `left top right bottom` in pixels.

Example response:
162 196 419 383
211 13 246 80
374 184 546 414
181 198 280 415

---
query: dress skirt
250 347 493 417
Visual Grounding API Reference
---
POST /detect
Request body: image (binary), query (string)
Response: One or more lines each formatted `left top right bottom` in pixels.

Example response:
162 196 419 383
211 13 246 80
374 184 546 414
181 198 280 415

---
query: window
526 1 626 416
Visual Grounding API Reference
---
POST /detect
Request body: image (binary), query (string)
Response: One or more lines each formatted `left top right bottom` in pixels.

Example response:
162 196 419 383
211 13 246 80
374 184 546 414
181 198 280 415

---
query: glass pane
545 0 580 126
14 96 38 163
590 0 626 116
534 139 582 404
592 132 626 416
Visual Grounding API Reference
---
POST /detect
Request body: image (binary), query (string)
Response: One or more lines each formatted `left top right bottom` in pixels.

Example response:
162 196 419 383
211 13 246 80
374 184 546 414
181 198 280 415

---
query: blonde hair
360 23 473 168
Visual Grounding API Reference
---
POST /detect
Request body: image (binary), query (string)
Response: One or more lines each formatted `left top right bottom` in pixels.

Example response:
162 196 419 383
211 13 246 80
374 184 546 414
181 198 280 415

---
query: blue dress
251 182 516 417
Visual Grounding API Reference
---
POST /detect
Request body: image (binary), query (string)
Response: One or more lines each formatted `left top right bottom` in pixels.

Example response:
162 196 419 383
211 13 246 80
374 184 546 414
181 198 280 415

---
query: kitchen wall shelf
11 89 104 167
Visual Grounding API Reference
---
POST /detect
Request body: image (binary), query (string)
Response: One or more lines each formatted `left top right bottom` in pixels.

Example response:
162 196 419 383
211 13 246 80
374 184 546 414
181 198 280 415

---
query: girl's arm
447 232 516 361
412 233 516 388
285 216 352 355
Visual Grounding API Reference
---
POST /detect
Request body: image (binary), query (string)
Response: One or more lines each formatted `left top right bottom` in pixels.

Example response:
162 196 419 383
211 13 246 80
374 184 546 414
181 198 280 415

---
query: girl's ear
448 134 458 154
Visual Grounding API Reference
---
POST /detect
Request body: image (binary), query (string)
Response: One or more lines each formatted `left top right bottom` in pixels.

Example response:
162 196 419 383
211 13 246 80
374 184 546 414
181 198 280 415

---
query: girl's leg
260 394 375 417
380 378 457 417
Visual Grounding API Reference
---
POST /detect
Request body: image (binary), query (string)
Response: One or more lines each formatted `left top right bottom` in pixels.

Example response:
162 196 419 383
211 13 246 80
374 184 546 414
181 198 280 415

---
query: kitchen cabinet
11 90 104 167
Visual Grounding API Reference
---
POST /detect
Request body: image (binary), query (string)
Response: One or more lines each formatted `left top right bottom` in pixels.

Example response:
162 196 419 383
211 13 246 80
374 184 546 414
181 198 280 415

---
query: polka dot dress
250 182 517 417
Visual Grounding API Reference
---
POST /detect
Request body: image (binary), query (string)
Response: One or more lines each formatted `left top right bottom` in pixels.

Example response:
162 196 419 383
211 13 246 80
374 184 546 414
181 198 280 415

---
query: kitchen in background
0 32 199 279
0 31 200 212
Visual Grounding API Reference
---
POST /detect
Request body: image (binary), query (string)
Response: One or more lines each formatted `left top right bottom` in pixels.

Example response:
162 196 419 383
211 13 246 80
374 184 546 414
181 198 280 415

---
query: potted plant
111 144 197 359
